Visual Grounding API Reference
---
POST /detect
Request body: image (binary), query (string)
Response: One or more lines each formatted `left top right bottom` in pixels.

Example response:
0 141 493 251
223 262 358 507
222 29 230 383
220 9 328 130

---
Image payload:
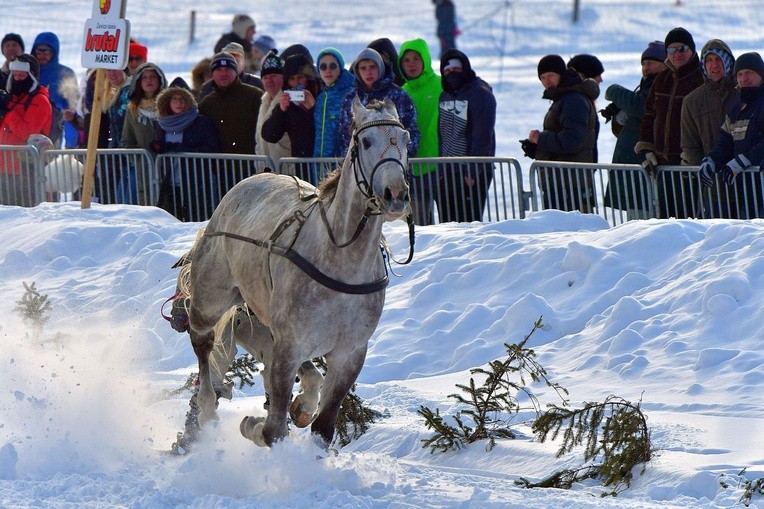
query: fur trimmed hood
156 86 197 118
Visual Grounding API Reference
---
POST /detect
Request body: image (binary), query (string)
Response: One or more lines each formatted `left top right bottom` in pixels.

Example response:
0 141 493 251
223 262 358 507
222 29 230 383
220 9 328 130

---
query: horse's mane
317 99 393 201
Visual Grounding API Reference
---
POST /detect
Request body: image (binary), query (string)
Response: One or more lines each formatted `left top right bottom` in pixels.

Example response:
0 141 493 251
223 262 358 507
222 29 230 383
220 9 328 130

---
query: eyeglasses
666 45 690 55
34 47 52 55
319 62 339 71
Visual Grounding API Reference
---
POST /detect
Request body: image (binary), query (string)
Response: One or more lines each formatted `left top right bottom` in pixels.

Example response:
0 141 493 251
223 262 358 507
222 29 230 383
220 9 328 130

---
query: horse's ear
382 98 399 119
352 95 364 120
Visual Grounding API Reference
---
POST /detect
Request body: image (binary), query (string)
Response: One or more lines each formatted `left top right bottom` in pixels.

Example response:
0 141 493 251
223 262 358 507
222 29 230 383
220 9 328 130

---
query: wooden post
80 68 105 209
572 0 580 22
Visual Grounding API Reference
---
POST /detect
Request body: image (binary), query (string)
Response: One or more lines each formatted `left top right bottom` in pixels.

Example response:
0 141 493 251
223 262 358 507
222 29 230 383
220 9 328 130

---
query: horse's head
350 96 411 222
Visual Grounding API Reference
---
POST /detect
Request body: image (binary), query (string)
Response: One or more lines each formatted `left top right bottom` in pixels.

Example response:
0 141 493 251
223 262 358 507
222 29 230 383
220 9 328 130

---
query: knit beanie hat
537 54 566 77
221 42 244 57
641 41 667 63
353 48 384 76
7 53 40 93
733 52 764 80
231 14 255 39
260 49 284 77
210 51 238 72
129 42 148 61
2 33 24 52
567 54 604 79
283 54 315 83
253 35 277 54
664 27 695 52
281 44 314 64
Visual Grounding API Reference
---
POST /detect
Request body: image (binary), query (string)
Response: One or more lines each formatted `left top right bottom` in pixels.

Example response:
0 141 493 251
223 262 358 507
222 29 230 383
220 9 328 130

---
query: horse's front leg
311 345 368 447
241 344 300 447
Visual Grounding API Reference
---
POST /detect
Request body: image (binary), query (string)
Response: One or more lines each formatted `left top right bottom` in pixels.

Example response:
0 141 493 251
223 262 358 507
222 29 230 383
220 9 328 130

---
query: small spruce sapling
419 317 570 453
14 281 52 335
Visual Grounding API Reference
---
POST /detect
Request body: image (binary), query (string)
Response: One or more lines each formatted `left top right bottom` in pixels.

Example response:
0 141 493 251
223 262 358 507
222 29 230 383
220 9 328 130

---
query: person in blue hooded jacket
336 47 420 160
31 32 78 148
313 47 354 160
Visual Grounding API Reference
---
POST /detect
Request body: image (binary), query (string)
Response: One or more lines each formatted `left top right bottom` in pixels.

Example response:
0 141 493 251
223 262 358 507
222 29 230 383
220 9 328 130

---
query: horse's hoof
289 399 315 428
240 416 268 447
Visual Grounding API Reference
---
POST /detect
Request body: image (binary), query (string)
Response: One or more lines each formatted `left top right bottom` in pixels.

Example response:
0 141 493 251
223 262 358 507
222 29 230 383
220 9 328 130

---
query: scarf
158 106 199 133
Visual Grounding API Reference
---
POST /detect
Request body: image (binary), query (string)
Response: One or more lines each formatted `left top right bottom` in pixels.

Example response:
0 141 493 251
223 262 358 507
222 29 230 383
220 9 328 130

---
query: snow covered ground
1 0 764 507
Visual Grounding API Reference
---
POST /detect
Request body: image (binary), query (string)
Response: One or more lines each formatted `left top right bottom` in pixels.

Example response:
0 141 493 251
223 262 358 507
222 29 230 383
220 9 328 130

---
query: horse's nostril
384 187 393 201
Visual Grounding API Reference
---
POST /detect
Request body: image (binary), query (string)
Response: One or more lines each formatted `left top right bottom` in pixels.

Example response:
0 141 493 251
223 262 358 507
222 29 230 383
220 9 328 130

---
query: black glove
599 102 620 123
0 89 10 116
519 139 537 159
150 138 166 154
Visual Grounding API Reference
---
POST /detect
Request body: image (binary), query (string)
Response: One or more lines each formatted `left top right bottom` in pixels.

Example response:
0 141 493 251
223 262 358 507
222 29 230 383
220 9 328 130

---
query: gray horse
182 97 411 448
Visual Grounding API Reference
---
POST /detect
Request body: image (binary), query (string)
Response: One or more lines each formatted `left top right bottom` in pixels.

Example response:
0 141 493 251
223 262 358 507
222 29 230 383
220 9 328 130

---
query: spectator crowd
1 15 762 222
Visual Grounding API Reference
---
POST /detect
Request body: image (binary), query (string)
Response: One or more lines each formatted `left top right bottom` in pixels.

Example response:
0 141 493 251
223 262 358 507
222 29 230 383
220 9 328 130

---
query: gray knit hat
353 48 384 76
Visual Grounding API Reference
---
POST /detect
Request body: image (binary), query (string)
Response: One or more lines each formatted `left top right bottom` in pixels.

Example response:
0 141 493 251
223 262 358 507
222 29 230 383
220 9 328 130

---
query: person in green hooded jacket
399 38 443 225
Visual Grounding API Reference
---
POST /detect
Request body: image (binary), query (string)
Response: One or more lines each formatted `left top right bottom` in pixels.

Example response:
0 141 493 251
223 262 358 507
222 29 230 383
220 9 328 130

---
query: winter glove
699 157 716 188
721 154 752 185
150 138 166 154
641 151 659 177
599 102 620 123
519 139 537 159
0 89 9 116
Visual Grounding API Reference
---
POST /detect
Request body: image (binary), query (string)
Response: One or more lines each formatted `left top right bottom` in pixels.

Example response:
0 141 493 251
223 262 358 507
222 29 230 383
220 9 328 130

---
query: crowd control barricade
408 157 525 224
38 148 156 206
529 161 656 224
689 165 764 219
154 153 275 222
276 157 343 186
0 144 44 206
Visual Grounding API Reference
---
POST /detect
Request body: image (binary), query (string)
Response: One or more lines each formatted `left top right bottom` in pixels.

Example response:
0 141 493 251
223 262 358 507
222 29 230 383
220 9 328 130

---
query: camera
285 89 305 102
599 102 620 123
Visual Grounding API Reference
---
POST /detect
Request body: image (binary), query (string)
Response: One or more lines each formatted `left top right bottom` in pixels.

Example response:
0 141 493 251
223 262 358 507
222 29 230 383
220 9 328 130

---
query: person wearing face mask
0 53 52 206
437 48 496 222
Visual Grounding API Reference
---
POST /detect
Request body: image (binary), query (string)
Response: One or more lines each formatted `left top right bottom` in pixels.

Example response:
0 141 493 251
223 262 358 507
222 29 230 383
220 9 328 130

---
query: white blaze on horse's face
352 97 411 222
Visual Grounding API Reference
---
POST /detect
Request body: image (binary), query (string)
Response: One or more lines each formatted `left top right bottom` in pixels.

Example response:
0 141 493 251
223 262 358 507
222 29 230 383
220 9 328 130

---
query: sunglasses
666 45 690 55
34 47 52 55
319 62 339 71
128 56 145 62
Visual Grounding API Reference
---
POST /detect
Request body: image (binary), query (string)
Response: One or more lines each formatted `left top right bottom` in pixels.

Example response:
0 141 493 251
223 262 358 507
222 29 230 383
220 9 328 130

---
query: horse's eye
362 137 372 150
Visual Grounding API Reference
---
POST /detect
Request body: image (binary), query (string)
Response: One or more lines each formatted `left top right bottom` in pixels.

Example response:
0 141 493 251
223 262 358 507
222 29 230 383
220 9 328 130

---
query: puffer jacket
535 69 599 162
313 48 354 157
0 86 52 175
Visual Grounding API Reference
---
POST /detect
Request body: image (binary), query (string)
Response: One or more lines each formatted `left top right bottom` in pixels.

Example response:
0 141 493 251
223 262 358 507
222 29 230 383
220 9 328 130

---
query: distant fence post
189 10 196 44
572 0 580 22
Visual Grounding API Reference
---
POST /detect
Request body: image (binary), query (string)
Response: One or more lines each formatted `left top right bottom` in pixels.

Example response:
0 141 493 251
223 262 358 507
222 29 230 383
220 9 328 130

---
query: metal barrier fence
408 157 526 224
154 153 275 222
530 161 764 224
0 145 42 207
5 145 764 225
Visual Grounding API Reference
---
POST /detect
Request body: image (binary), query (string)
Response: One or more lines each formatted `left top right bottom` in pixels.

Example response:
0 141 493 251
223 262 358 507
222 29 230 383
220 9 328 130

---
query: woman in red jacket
0 53 52 206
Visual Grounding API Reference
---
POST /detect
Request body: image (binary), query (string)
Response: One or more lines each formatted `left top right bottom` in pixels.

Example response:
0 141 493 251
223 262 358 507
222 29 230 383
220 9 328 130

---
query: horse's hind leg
290 361 324 428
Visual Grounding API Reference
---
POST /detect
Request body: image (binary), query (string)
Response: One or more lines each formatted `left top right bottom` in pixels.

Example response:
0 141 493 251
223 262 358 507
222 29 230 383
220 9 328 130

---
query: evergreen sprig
14 281 52 330
530 395 651 495
419 317 569 453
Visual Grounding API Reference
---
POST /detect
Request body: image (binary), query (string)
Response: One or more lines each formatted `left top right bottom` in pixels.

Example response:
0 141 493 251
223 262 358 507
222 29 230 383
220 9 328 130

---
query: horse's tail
168 227 207 332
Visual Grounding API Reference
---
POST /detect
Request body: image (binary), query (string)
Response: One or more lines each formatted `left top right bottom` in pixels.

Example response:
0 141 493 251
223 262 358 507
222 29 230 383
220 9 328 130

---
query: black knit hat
568 54 604 79
2 33 24 52
664 27 695 53
210 51 237 72
642 41 667 63
733 52 764 80
260 49 284 77
537 54 566 77
283 54 314 82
